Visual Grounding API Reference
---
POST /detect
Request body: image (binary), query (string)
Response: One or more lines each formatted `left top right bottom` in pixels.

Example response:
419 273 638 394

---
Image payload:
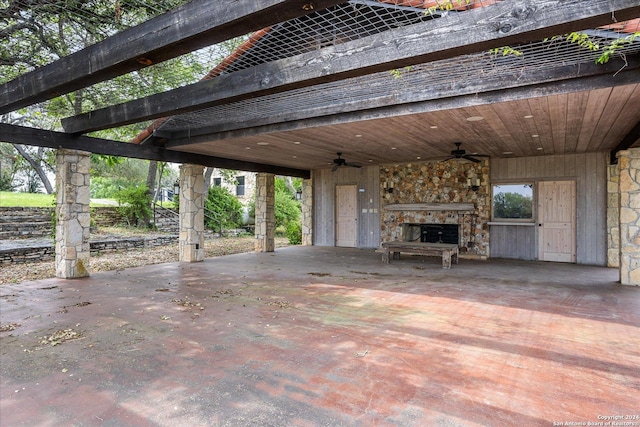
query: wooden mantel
384 203 475 212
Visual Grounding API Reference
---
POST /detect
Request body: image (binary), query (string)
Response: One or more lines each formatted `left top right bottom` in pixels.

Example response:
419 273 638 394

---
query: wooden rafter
611 120 640 164
61 0 640 134
0 0 345 115
0 124 310 178
159 57 640 146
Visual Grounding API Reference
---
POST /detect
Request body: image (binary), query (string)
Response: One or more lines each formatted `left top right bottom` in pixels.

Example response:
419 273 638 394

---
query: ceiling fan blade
346 162 362 168
463 155 481 163
331 164 340 172
442 156 455 162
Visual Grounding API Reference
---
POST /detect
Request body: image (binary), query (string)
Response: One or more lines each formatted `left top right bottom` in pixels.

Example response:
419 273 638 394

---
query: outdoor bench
381 241 459 269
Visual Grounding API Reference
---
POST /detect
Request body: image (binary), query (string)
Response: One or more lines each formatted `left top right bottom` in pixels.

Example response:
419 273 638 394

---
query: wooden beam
62 0 640 134
0 124 310 178
0 0 345 114
161 58 640 147
611 120 640 164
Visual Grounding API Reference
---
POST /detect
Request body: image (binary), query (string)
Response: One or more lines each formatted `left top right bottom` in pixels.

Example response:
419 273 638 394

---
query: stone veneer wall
607 163 620 268
380 160 490 257
617 148 640 285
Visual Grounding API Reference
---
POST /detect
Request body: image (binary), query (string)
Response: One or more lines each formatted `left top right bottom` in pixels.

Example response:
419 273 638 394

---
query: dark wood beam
0 0 345 114
611 120 640 164
161 57 640 146
62 0 640 134
0 124 310 178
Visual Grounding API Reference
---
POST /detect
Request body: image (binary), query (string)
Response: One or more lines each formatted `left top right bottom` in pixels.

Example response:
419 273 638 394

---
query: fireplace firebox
402 223 459 245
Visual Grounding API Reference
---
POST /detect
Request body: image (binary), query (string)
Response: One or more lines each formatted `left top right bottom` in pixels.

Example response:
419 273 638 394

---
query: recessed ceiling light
416 156 421 159
245 147 251 150
368 160 373 162
355 134 362 137
257 142 269 145
430 125 438 129
532 134 539 138
537 147 544 151
503 151 513 155
293 141 301 145
524 115 534 119
466 116 484 122
391 147 397 150
292 155 297 158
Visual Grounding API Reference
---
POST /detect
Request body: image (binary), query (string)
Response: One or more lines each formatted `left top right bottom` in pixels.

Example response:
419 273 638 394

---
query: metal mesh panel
158 30 640 135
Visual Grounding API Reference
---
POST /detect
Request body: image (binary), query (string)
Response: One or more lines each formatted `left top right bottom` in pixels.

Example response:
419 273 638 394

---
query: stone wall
1 235 178 265
0 207 54 239
380 160 490 257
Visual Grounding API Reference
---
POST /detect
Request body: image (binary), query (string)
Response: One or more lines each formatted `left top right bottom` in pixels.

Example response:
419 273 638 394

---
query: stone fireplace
380 160 490 257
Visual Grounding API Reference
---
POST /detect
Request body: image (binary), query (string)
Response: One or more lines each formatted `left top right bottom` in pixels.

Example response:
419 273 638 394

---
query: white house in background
210 170 257 224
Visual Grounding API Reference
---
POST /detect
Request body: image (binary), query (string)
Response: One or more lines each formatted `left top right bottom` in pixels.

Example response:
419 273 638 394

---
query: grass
0 191 55 207
0 191 118 207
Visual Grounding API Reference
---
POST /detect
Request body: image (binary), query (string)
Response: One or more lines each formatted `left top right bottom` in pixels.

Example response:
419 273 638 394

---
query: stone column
55 149 91 279
179 164 205 262
301 178 313 246
255 173 275 252
607 163 620 267
618 148 640 286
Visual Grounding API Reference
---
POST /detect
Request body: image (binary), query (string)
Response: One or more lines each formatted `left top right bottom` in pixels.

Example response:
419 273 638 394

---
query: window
492 184 534 221
236 176 245 196
213 178 221 187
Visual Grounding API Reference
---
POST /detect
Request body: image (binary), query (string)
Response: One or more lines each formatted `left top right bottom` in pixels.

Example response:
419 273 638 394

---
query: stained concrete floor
1 246 638 426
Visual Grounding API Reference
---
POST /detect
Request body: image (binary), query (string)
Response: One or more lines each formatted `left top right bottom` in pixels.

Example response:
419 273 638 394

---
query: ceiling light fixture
257 142 269 145
524 115 534 119
532 134 539 138
503 151 513 155
430 125 438 129
466 116 484 122
355 134 362 137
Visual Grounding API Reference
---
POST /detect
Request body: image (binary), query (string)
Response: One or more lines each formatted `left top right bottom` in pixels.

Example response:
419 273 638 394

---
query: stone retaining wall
0 235 178 264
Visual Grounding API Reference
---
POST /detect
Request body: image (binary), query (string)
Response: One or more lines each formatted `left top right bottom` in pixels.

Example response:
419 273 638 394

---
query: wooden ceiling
174 82 640 170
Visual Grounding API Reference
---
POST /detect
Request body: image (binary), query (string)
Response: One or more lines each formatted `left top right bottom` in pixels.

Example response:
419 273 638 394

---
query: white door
538 180 576 263
335 185 358 247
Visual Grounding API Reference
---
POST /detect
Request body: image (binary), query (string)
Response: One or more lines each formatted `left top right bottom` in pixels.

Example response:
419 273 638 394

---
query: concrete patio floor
1 246 638 426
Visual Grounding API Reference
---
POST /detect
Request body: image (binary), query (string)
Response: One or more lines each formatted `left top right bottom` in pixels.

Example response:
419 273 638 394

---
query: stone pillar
617 148 640 286
55 149 91 279
301 178 313 246
607 163 620 267
179 164 205 262
255 173 275 252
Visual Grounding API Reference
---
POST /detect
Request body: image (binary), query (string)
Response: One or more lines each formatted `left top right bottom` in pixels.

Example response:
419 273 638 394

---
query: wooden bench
381 241 459 269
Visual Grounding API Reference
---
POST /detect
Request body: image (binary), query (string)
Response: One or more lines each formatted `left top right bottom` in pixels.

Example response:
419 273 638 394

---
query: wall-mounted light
385 181 394 194
467 176 480 192
173 179 180 197
295 189 303 200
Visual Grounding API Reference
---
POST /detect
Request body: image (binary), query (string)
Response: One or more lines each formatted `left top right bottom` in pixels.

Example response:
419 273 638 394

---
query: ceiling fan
444 142 489 163
332 152 362 171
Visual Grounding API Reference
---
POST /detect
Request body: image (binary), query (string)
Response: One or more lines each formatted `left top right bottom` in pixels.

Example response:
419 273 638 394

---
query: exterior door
335 184 358 247
538 180 576 263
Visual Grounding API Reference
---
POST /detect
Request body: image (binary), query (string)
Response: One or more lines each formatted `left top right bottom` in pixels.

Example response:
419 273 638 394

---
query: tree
493 192 533 219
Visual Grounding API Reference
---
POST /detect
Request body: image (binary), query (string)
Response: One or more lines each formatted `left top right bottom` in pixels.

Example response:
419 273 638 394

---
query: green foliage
489 46 523 57
115 185 152 227
493 191 533 219
205 186 243 232
275 189 300 229
286 221 302 245
597 32 640 64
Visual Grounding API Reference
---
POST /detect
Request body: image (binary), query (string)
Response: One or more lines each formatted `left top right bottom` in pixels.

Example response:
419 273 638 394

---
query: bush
115 185 152 227
275 189 300 228
286 221 302 245
205 186 243 232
